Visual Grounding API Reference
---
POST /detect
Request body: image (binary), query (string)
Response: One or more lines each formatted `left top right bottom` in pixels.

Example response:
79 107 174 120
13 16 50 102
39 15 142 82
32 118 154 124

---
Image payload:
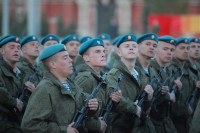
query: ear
49 61 57 69
21 46 26 54
83 55 90 62
117 48 122 57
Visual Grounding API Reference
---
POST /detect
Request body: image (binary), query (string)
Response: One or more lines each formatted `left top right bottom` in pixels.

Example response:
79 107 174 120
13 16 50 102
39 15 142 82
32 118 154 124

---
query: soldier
41 34 60 50
0 35 12 61
107 36 121 69
167 37 197 133
106 34 154 133
21 44 99 133
150 36 182 133
75 38 122 133
0 36 24 133
17 35 42 105
98 33 112 73
80 36 92 45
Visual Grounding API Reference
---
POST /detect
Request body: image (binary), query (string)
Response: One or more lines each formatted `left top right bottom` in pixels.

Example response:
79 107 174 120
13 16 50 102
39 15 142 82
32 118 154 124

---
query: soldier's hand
144 85 154 101
134 100 141 118
88 98 98 111
99 117 107 133
196 81 200 89
16 98 24 112
188 106 193 115
24 81 35 93
66 122 79 133
168 92 176 103
110 90 122 103
174 80 182 91
161 86 169 94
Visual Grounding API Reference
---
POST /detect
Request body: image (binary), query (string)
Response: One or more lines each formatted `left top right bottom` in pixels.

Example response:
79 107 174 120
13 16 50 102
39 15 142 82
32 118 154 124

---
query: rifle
99 73 123 122
187 76 200 111
170 69 184 94
72 72 107 129
137 67 164 107
151 67 179 107
19 66 40 102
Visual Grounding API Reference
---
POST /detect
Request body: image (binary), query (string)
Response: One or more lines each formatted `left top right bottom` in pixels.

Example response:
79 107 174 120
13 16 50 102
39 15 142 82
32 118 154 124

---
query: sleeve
21 85 66 133
0 74 17 108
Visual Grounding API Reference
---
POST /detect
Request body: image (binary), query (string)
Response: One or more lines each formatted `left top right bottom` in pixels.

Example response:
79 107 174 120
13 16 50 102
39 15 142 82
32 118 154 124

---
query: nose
68 57 73 63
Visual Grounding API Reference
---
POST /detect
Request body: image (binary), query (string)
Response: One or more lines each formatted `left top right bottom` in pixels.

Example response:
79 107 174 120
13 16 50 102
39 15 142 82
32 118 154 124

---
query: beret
116 34 137 48
61 34 79 45
158 36 176 46
112 36 122 45
41 34 60 45
0 35 12 42
80 36 92 44
137 33 158 44
97 33 111 41
40 44 66 61
21 35 39 47
0 36 21 48
188 37 199 44
79 38 104 55
175 37 189 45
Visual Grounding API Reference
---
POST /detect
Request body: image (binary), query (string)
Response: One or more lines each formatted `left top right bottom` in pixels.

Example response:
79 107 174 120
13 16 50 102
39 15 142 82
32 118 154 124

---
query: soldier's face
138 40 157 58
174 43 190 61
103 40 112 56
54 51 73 77
43 40 58 49
22 41 40 58
1 42 21 64
189 42 200 60
65 41 80 58
156 41 175 64
83 46 106 68
118 41 138 60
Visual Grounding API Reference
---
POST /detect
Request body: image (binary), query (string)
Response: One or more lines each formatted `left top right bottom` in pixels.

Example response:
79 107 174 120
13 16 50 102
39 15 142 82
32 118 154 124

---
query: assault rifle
72 73 107 129
151 67 179 107
99 73 123 122
137 67 164 107
187 76 200 111
19 66 40 102
170 69 183 94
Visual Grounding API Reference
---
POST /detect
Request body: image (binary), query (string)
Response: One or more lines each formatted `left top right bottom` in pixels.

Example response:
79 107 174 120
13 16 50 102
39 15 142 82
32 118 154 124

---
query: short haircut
42 54 57 71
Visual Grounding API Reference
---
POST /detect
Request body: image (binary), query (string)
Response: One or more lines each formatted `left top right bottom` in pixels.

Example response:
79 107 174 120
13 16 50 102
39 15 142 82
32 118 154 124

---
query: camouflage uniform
74 63 108 132
150 59 177 133
17 57 42 105
0 59 24 133
189 100 200 133
21 70 97 133
106 60 153 133
167 58 196 133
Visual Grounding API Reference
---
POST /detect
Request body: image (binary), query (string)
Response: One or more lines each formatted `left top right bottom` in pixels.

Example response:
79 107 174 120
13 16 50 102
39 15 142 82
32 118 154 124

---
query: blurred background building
0 0 200 39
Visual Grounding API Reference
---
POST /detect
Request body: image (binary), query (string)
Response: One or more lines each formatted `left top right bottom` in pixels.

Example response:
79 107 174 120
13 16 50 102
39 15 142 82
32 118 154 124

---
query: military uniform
107 51 120 69
17 57 42 104
150 59 177 133
21 70 96 133
107 59 150 133
0 59 23 133
189 100 200 133
167 58 196 133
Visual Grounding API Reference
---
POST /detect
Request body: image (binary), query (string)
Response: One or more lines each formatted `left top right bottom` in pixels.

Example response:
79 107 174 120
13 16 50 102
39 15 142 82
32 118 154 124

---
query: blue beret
137 33 158 44
112 36 122 45
21 35 39 47
98 33 111 41
116 34 137 48
175 37 189 46
40 44 66 61
41 34 60 45
80 36 92 44
188 37 199 44
0 36 21 48
79 38 104 55
0 35 12 42
61 34 79 45
158 36 176 46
